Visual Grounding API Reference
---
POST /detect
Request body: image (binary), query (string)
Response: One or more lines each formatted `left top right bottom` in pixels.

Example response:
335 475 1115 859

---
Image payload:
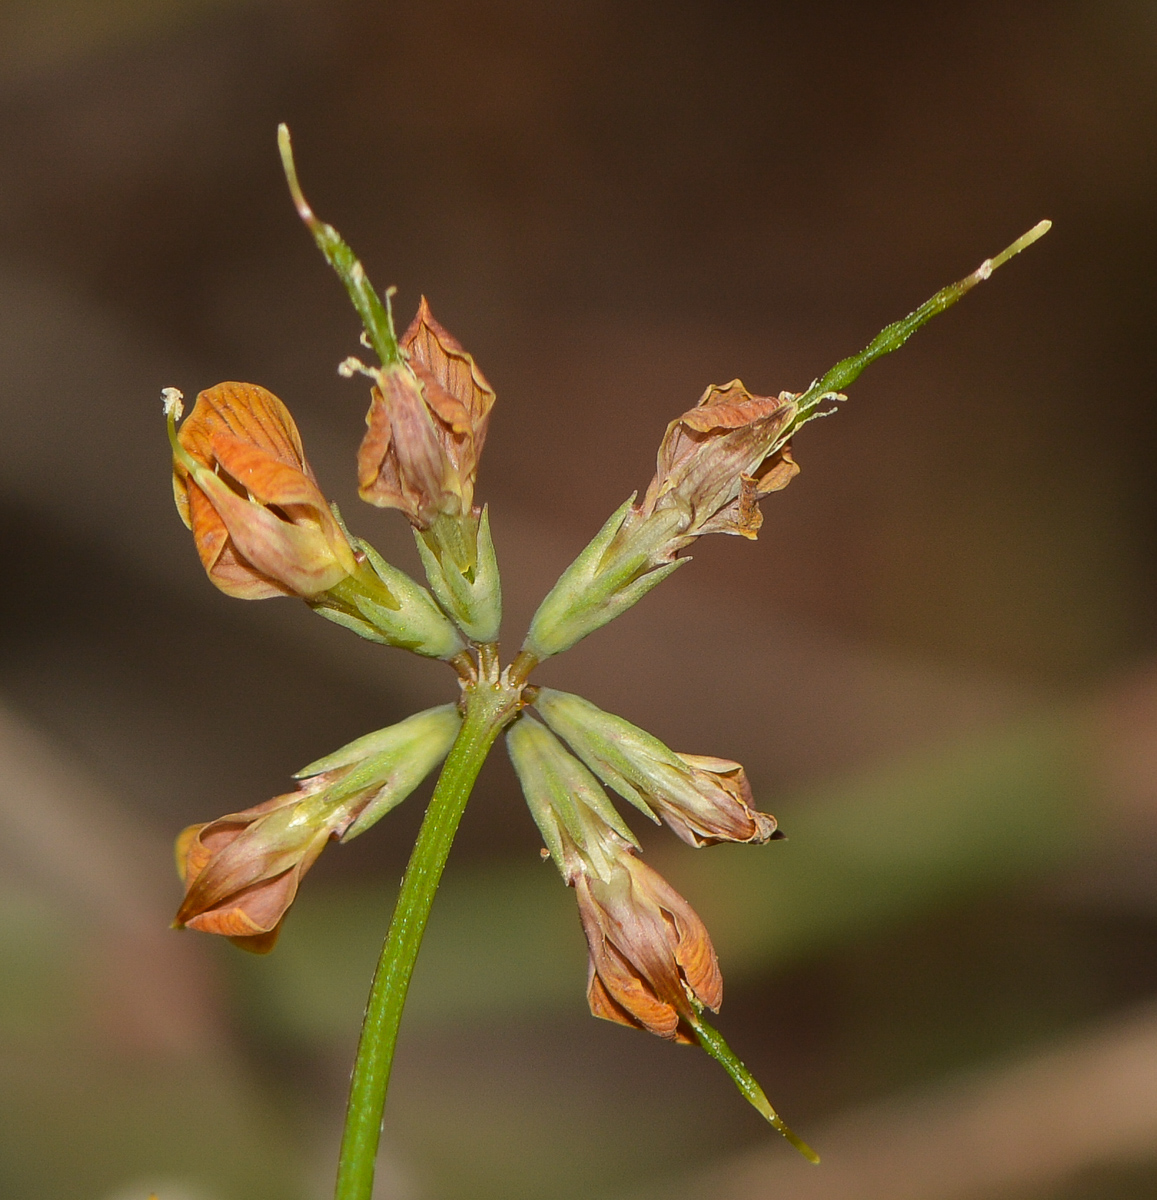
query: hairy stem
796 219 1051 421
692 1016 820 1165
334 668 521 1200
278 123 402 368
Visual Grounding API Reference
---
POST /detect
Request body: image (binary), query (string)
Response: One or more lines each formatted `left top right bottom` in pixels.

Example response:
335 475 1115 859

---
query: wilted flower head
175 705 460 952
169 381 358 599
637 379 801 544
357 299 496 528
533 687 780 847
576 847 722 1042
669 753 781 847
175 786 336 953
522 382 803 660
507 717 721 1041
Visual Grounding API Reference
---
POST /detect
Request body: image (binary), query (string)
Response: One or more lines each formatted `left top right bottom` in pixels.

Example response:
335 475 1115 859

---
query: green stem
692 1016 820 1165
334 669 520 1200
278 124 402 368
796 219 1051 421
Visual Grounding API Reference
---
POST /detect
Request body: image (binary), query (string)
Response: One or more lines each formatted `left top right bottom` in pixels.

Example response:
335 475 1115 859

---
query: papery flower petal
174 790 335 953
171 382 358 599
402 297 496 474
357 299 496 526
173 382 309 520
640 379 800 540
576 850 721 1043
665 753 780 847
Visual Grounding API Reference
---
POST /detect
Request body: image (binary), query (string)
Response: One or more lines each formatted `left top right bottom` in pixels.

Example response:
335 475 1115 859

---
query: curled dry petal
172 382 358 598
575 850 722 1043
639 379 800 542
174 784 339 953
668 754 781 848
357 298 496 526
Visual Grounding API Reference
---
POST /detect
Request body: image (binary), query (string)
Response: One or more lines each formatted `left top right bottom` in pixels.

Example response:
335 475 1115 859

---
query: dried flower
576 846 722 1042
667 753 781 846
506 716 721 1040
175 789 334 953
175 705 460 952
523 381 803 660
357 299 496 528
637 379 801 544
169 381 358 599
533 687 780 847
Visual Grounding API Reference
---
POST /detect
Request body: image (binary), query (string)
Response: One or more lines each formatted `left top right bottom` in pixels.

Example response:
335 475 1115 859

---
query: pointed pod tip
276 123 314 225
989 219 1053 272
773 1119 821 1164
691 1016 820 1163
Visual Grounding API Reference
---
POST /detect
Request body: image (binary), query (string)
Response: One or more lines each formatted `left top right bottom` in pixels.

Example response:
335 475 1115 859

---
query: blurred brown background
2 1 1157 1197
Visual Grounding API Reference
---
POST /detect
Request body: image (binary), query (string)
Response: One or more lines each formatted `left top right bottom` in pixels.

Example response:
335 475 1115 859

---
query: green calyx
296 705 463 841
532 686 684 823
505 716 638 878
523 498 686 660
313 537 466 659
414 507 503 645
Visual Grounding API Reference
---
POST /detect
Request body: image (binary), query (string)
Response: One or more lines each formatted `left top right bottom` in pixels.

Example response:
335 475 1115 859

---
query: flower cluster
164 128 800 1140
166 124 1045 1169
166 349 785 1040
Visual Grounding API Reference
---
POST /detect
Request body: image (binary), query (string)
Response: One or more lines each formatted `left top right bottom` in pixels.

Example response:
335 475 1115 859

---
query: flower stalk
334 660 523 1200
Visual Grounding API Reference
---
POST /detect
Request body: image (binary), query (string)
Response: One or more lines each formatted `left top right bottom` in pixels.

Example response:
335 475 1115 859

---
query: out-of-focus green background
2 2 1157 1197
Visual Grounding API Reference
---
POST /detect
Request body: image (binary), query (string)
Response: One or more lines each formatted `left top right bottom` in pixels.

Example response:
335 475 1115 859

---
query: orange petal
178 382 308 474
402 297 496 434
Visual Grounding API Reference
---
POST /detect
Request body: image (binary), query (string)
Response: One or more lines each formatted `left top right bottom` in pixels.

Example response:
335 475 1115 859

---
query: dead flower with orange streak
174 705 461 952
506 716 722 1042
356 298 496 528
522 380 807 660
174 785 338 954
168 381 358 599
638 379 802 547
576 845 722 1042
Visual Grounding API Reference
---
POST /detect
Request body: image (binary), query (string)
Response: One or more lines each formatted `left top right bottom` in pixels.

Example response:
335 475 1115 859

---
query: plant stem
692 1017 820 1165
334 666 521 1200
278 123 402 368
795 219 1051 421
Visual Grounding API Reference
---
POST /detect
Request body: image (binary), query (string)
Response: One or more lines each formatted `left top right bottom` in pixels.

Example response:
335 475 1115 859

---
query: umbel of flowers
165 123 1049 1199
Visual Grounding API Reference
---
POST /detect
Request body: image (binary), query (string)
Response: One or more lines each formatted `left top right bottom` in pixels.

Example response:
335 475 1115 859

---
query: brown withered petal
666 753 780 847
574 851 721 1044
402 296 496 446
357 370 454 522
357 299 496 524
640 379 800 539
173 382 356 598
174 789 340 954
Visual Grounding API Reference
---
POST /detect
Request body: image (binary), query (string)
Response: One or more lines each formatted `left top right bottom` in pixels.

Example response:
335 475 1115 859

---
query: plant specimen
165 124 1049 1199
